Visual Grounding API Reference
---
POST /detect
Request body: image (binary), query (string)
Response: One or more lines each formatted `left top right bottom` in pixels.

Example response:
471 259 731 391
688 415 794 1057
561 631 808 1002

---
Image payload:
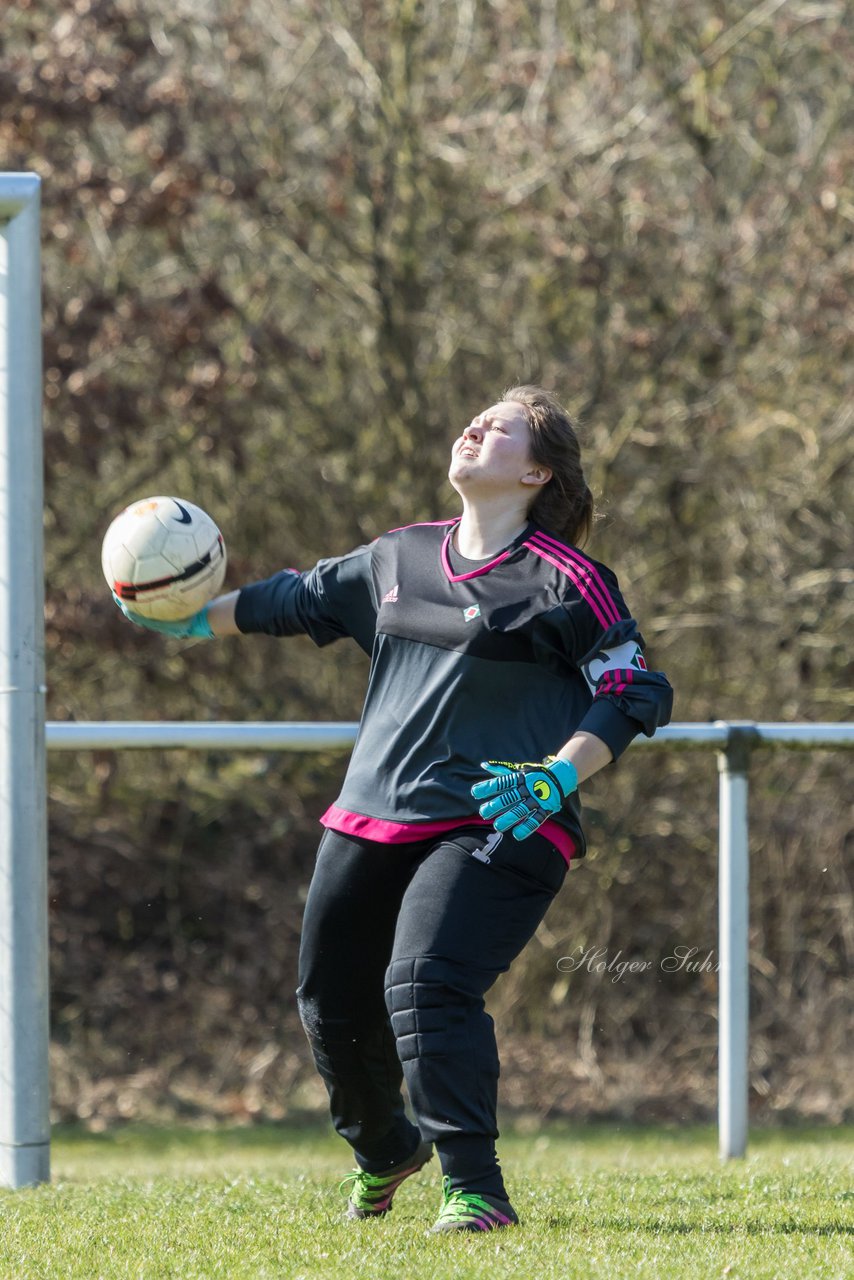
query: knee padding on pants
384 955 497 1070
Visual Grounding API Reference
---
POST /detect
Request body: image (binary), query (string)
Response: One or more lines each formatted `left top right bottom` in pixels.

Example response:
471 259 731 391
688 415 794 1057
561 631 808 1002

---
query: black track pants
295 824 567 1199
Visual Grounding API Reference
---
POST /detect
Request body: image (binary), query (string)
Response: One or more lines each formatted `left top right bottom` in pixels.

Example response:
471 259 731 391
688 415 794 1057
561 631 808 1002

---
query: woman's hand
112 593 215 639
471 757 578 841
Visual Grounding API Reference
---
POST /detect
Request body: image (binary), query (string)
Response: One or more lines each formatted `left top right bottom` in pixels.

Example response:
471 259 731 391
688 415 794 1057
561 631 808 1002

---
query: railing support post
0 174 49 1189
716 721 758 1159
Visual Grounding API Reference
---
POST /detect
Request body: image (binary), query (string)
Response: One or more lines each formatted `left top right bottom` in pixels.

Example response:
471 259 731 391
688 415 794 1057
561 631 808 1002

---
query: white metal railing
45 720 854 752
41 718 854 1170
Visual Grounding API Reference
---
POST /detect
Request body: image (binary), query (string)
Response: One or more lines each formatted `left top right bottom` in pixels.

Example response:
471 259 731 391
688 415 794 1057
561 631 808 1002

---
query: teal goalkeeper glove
471 756 579 841
112 593 214 639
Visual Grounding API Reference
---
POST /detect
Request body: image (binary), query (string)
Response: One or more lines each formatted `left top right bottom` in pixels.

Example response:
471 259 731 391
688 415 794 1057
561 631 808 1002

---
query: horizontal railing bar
45 722 359 751
748 722 854 748
43 721 854 752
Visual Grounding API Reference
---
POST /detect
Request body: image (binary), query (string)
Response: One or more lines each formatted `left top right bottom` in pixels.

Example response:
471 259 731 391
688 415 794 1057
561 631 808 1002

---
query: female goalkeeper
116 385 673 1232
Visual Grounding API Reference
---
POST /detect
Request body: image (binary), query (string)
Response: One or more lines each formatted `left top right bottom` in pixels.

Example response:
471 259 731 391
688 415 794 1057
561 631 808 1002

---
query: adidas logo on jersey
382 584 399 604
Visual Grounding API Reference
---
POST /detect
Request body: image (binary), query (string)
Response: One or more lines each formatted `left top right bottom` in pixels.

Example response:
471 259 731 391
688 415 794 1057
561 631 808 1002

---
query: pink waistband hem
320 804 575 865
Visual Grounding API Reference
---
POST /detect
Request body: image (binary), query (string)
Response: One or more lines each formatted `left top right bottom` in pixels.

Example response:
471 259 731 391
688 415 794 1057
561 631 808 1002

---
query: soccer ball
102 496 227 621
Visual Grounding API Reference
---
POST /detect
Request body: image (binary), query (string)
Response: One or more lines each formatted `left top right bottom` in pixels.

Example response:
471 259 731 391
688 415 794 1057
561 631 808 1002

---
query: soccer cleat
429 1176 519 1232
339 1138 433 1219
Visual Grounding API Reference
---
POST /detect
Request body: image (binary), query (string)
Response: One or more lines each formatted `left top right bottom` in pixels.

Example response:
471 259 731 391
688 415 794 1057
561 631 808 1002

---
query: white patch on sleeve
581 639 646 694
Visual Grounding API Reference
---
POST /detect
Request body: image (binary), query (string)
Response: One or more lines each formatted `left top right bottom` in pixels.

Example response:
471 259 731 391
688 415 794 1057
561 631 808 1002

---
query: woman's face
448 401 548 496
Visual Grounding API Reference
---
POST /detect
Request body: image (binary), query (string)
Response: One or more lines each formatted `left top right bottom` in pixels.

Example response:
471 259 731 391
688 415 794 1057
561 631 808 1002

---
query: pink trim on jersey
525 541 613 630
320 804 576 866
321 806 487 843
529 532 621 625
440 530 515 582
540 822 575 865
596 668 634 698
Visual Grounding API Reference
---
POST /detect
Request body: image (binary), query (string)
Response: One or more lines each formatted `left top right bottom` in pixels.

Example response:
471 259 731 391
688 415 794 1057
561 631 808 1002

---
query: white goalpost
0 173 50 1189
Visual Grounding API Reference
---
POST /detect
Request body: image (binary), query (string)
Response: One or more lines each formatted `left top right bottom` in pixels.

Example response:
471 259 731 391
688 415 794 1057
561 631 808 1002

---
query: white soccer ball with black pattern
101 496 227 621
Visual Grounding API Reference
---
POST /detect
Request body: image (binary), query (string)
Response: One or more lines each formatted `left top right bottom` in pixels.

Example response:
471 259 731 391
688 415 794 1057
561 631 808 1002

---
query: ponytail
503 385 594 547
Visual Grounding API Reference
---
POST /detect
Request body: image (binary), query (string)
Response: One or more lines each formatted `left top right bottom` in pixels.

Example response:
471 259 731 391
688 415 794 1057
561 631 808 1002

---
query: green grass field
1 1123 851 1279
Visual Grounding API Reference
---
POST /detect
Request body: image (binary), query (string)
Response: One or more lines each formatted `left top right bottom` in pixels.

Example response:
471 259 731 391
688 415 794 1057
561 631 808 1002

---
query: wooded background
2 0 851 1128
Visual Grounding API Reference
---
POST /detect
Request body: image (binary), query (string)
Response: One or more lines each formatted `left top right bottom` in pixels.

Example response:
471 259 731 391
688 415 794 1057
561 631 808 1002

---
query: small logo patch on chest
463 605 481 622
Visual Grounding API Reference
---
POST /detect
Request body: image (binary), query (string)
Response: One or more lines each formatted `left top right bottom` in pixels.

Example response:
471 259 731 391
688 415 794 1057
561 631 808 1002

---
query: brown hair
503 384 594 547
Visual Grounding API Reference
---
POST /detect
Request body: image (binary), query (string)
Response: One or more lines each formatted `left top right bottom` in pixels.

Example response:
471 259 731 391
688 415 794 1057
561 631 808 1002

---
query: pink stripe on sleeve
594 667 634 698
530 532 621 625
613 667 634 697
524 542 611 629
530 533 621 625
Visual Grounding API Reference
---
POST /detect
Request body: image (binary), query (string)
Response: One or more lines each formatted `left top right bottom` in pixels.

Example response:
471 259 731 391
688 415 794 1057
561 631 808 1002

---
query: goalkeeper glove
471 756 578 841
112 593 214 639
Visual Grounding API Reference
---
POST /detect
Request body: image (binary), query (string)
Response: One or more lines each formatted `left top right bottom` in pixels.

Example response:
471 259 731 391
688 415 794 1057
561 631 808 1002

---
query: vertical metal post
0 173 49 1188
716 722 756 1160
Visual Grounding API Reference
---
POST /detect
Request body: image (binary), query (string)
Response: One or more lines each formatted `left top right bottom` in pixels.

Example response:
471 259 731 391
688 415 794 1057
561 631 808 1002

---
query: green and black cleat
340 1139 434 1219
429 1176 519 1232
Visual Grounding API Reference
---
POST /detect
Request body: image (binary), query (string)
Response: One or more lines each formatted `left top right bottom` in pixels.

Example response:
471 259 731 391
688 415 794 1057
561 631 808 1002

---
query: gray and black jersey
235 519 673 861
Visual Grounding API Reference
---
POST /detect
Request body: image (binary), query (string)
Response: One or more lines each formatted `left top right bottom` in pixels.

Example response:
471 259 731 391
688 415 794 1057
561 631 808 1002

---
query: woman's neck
455 501 530 560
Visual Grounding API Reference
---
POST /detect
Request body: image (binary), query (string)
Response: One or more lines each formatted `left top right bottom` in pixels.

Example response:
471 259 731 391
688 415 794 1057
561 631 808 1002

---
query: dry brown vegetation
2 0 851 1127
